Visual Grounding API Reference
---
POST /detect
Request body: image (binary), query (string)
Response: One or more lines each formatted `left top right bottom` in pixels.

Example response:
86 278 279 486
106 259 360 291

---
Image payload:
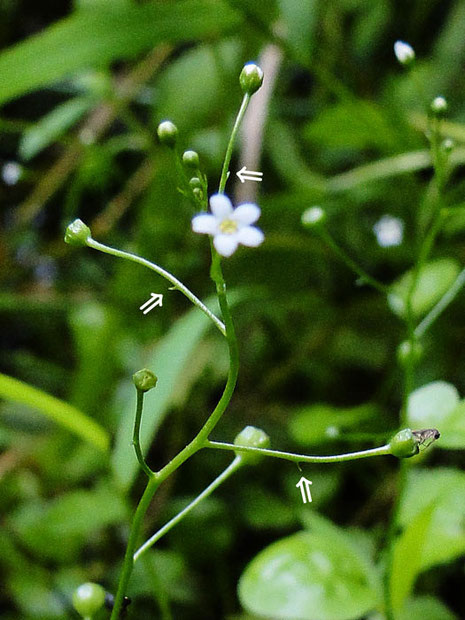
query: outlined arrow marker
236 165 263 184
139 293 163 314
296 476 313 504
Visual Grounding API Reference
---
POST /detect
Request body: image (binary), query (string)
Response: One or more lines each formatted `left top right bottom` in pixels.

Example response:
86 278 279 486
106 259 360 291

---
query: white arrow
236 165 263 184
139 293 163 314
296 476 313 504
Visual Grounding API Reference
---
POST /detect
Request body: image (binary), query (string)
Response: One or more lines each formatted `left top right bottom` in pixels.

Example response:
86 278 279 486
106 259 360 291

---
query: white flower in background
373 215 404 248
192 193 264 257
394 40 415 66
2 161 22 186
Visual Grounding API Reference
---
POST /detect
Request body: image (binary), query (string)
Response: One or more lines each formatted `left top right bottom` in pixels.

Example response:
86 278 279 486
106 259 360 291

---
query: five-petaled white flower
192 193 264 257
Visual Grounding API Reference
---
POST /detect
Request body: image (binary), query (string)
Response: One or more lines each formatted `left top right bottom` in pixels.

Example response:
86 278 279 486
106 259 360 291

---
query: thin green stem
110 475 159 620
218 93 250 193
415 265 465 338
133 389 155 478
318 227 388 294
86 237 225 336
134 456 243 562
205 440 392 463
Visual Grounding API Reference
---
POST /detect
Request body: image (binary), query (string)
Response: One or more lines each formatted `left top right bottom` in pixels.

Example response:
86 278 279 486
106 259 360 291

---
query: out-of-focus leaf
0 372 109 452
390 501 435 611
396 596 457 620
277 0 320 63
238 484 296 530
8 483 127 563
290 402 376 445
388 258 460 319
238 515 379 620
112 293 241 489
19 97 92 161
407 381 465 449
398 468 465 572
0 0 240 105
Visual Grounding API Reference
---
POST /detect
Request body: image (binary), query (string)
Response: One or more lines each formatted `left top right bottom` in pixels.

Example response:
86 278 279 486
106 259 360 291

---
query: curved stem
218 93 250 193
110 474 159 620
317 227 388 294
134 456 243 562
86 237 225 336
205 440 392 463
133 389 155 478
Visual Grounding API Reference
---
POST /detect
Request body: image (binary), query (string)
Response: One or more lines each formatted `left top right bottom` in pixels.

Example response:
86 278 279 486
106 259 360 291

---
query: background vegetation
2 1 465 618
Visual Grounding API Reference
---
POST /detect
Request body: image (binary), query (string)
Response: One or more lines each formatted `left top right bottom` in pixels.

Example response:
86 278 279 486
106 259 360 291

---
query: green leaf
396 596 457 620
407 381 465 449
112 293 241 489
0 372 109 452
19 97 92 161
0 0 240 106
239 518 379 620
289 402 377 445
390 502 435 611
398 468 465 572
388 258 460 319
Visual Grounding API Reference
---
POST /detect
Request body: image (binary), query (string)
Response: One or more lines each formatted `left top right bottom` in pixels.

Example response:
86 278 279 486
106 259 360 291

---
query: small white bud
394 40 415 66
431 96 448 116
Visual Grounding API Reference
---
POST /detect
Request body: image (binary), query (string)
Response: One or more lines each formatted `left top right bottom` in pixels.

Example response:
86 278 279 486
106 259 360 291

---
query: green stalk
132 389 155 478
134 456 243 562
218 93 250 193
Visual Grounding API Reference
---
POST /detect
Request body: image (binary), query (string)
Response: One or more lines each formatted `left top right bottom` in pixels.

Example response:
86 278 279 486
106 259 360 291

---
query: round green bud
182 150 200 169
431 96 448 116
133 368 158 392
64 219 92 247
442 138 454 153
239 63 264 96
156 120 178 147
193 187 203 200
189 177 202 189
396 340 423 367
234 425 270 465
72 582 106 618
301 206 326 229
389 428 419 458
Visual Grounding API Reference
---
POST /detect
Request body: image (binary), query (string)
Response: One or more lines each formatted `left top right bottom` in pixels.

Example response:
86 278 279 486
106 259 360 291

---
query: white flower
192 193 264 257
373 215 404 248
394 40 415 66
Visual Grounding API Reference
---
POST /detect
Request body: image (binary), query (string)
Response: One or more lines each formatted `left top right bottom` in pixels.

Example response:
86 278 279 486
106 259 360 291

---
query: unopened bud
431 96 448 117
239 63 264 96
301 206 326 229
72 583 106 618
442 138 454 153
64 219 91 247
394 41 415 66
397 340 423 367
133 368 158 392
182 150 200 169
234 425 270 465
189 177 202 190
389 428 419 458
157 120 178 147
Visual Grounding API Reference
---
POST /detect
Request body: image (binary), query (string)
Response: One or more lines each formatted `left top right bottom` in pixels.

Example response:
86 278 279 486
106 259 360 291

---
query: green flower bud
64 219 92 247
301 206 326 229
397 340 423 367
234 425 270 465
193 187 203 200
431 96 448 116
133 368 158 392
157 120 178 147
394 41 415 66
72 583 106 618
442 138 454 153
389 428 419 458
182 150 200 169
189 177 202 190
239 63 264 96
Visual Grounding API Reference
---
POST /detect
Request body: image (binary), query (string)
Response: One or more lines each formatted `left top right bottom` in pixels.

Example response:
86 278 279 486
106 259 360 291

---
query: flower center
219 219 238 234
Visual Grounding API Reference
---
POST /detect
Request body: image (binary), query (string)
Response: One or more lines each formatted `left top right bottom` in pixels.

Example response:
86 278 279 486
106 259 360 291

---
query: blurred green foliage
2 0 465 618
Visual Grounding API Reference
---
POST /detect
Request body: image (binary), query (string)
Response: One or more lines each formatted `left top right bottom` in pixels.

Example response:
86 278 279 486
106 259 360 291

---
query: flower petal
210 194 233 218
237 226 264 247
233 203 261 225
192 214 218 235
214 233 238 257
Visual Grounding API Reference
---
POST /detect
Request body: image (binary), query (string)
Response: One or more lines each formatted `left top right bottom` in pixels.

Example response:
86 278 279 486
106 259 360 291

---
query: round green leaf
388 258 460 319
238 531 377 620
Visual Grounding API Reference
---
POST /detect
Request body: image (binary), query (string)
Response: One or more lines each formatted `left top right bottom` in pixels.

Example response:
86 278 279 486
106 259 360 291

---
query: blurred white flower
394 40 415 66
2 161 22 185
373 215 404 248
192 193 264 257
